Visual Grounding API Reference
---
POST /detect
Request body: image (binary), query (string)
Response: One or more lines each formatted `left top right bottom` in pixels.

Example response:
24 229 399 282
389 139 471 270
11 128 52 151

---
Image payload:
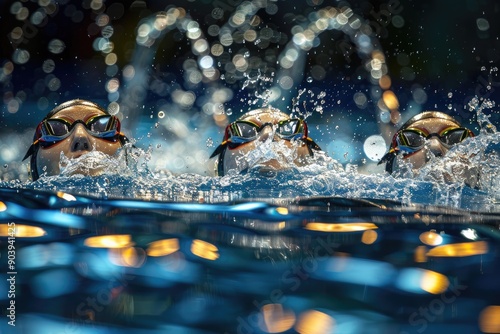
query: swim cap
379 111 464 174
23 99 127 180
400 111 461 130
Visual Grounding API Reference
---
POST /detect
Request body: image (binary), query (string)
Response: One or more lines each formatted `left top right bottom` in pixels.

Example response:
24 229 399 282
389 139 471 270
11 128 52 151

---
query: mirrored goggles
224 118 307 147
394 127 474 153
35 115 121 148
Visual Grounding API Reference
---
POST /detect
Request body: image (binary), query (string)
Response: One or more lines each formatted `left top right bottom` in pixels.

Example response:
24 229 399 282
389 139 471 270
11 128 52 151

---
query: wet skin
221 108 312 175
35 105 122 177
401 118 464 170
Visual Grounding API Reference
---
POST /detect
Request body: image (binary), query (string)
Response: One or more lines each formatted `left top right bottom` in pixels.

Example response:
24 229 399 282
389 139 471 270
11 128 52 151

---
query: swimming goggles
222 118 308 148
394 127 474 153
34 115 122 148
23 114 125 162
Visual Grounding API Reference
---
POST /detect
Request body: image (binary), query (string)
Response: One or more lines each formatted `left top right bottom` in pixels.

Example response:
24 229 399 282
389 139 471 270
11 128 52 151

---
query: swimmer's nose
427 138 447 157
257 124 275 142
69 124 91 152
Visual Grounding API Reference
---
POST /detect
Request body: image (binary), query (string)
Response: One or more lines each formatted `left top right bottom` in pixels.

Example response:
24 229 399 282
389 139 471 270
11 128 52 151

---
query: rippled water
1 183 500 334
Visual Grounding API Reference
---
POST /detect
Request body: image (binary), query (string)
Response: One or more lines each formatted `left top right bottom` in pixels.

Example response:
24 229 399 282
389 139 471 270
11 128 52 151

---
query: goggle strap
397 132 409 147
118 133 129 145
462 129 474 141
23 142 37 161
209 142 227 159
306 137 321 151
377 148 397 166
229 123 241 137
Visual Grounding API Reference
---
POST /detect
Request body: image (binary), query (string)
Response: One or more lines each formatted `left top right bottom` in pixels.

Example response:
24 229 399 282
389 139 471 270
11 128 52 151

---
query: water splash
269 6 397 118
120 8 217 133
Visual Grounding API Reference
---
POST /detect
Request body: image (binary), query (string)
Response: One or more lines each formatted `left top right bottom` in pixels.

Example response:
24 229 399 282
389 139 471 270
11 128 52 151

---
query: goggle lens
37 115 120 147
232 122 259 138
440 128 471 145
398 129 426 148
396 127 472 150
226 119 306 144
277 119 303 137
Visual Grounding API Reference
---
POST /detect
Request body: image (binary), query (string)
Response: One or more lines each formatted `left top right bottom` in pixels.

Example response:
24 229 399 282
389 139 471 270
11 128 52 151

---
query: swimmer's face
397 118 469 170
35 105 123 177
221 109 312 175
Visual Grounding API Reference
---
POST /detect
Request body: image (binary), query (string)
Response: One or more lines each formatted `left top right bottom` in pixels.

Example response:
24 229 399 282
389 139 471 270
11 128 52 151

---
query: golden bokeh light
0 201 6 212
109 247 146 268
295 309 335 334
275 207 289 215
84 234 133 248
57 191 77 201
147 238 180 257
419 231 443 246
420 269 449 294
479 305 500 333
382 90 399 110
191 239 219 261
379 75 392 90
414 245 427 263
0 224 46 237
426 241 488 257
361 229 378 244
259 304 296 333
305 222 378 232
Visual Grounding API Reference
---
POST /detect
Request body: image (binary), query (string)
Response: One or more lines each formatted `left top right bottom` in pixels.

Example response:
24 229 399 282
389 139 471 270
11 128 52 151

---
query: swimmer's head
379 111 474 173
210 107 321 176
23 99 129 180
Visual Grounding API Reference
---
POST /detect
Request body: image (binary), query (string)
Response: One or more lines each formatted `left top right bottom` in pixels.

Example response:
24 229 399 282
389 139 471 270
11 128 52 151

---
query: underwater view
1 0 499 333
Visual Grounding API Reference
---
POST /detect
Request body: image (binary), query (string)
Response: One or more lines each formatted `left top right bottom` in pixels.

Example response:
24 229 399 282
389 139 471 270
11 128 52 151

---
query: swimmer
23 99 129 180
210 107 322 176
379 111 475 174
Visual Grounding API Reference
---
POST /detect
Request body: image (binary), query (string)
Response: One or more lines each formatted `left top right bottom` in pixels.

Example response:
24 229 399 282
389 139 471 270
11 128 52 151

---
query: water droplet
206 137 214 148
158 111 165 119
226 108 233 116
42 59 56 73
363 135 387 161
48 39 66 54
102 26 114 38
306 77 313 83
12 49 30 64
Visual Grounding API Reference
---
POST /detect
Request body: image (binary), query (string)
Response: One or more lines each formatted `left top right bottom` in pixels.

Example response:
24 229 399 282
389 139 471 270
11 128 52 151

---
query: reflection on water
1 189 500 333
